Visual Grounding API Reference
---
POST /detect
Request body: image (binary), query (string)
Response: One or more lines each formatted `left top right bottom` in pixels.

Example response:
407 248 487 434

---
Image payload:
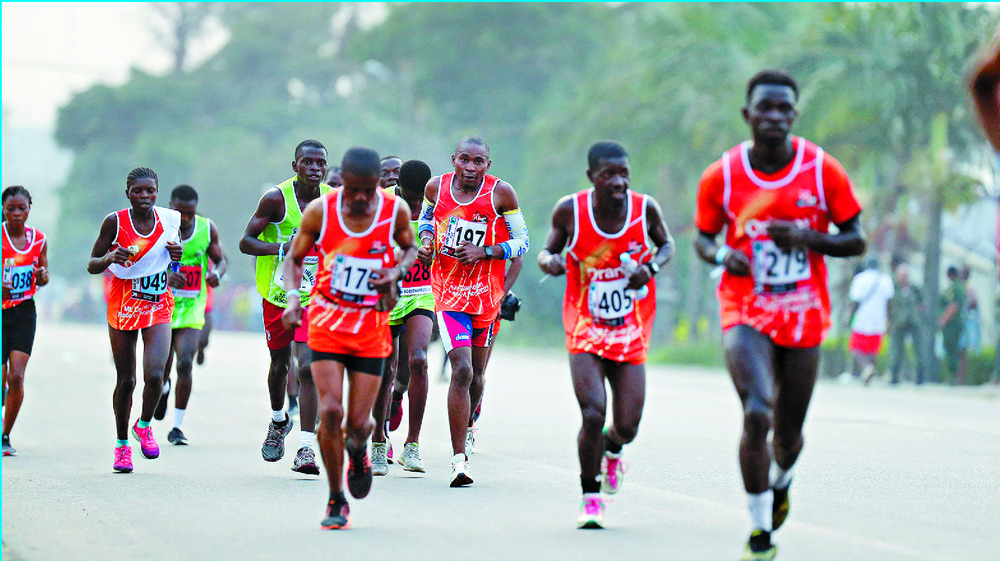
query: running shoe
131 421 160 459
397 442 425 472
576 493 605 529
472 402 482 424
196 347 205 366
321 501 351 530
371 441 389 476
2 435 16 457
465 427 477 455
386 437 394 462
261 416 293 462
740 530 777 561
772 483 791 531
292 447 320 475
113 445 133 473
346 446 373 499
388 396 404 432
450 453 473 487
154 380 170 421
167 427 188 445
601 451 627 494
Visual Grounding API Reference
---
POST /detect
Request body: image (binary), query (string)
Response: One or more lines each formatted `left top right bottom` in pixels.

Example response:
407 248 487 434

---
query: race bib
132 270 169 303
173 264 203 299
588 278 635 327
752 239 810 292
441 216 487 258
4 264 33 301
330 255 382 306
272 255 320 293
400 260 432 296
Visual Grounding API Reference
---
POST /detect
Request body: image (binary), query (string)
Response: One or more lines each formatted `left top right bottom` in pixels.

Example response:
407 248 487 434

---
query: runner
2 186 50 457
325 166 344 189
538 141 674 529
280 146 417 529
154 185 228 445
417 135 530 486
87 167 184 473
693 70 866 559
239 140 332 475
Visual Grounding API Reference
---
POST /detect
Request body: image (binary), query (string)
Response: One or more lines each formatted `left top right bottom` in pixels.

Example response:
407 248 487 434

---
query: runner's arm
625 197 674 290
206 220 228 287
492 182 529 260
390 201 417 283
239 189 286 257
35 238 49 287
87 214 130 274
417 177 439 265
767 214 866 258
281 199 322 297
537 196 574 277
504 256 523 294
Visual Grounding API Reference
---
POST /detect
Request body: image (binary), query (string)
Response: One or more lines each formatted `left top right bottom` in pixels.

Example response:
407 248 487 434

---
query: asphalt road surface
3 321 999 560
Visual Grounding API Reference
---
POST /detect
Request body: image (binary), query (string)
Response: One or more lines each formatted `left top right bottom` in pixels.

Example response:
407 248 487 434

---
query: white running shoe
450 453 472 487
371 441 389 476
398 442 425 472
577 493 605 529
465 427 477 455
601 451 627 494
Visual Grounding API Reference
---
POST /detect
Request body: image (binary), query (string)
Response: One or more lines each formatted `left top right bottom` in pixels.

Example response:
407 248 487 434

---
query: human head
398 159 432 208
960 264 971 281
292 139 328 190
451 136 491 189
742 69 799 148
2 186 32 225
586 141 631 207
324 166 343 189
340 147 381 215
947 265 960 280
170 184 199 231
894 262 909 285
125 167 159 210
379 156 403 190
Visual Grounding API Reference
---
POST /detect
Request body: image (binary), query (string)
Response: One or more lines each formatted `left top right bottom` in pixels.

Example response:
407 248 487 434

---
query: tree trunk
922 189 943 382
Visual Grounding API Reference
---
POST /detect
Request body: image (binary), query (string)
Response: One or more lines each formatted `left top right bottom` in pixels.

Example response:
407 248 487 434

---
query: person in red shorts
87 167 183 473
538 141 674 529
693 70 866 560
281 147 417 529
847 259 894 384
416 135 530 487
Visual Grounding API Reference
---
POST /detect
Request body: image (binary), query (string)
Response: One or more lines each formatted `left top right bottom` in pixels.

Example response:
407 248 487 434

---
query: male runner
239 140 333 475
417 136 530 486
155 185 227 445
538 141 674 529
281 146 417 529
693 70 866 559
88 167 184 472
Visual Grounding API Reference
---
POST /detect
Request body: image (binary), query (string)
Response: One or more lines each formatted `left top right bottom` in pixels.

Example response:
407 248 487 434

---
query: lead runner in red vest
416 135 530 487
281 147 417 530
694 70 866 560
538 141 674 529
88 167 184 473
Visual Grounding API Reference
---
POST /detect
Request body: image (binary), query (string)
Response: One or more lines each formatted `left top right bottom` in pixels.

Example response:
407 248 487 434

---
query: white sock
771 464 794 490
272 409 286 423
172 408 186 430
161 380 171 395
747 490 774 532
299 431 316 451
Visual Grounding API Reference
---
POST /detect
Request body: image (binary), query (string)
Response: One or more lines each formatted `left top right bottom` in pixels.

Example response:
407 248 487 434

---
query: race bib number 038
588 278 634 327
441 217 487 257
752 239 810 292
3 264 33 300
330 255 381 306
132 270 169 303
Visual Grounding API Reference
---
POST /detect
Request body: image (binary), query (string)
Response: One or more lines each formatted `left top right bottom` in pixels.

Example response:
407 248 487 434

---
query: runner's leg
724 325 776 495
771 345 819 474
569 353 608 486
109 326 139 440
313 359 346 493
605 360 646 450
404 314 433 444
447 346 475 455
138 323 171 423
295 342 317 434
172 328 200 411
2 351 29 436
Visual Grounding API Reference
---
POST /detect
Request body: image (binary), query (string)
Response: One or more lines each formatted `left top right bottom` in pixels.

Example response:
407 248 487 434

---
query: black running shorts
3 299 37 362
310 349 385 377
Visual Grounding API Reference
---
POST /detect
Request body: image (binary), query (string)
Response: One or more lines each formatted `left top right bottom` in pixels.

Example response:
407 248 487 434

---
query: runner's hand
540 252 566 276
109 246 133 265
281 299 302 330
375 292 398 312
454 242 485 265
626 266 652 290
766 220 809 252
206 270 221 288
167 241 183 261
34 265 48 285
722 249 751 277
370 267 401 294
417 238 435 266
168 271 186 288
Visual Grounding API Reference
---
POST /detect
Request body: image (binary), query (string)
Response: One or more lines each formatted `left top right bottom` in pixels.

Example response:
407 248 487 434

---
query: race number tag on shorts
441 217 487 257
272 255 320 293
588 278 635 327
132 270 169 303
173 264 203 299
3 264 33 301
400 260 432 296
752 239 810 292
330 255 381 306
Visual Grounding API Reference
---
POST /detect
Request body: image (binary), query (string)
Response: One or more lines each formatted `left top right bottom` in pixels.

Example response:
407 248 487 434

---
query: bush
648 339 724 368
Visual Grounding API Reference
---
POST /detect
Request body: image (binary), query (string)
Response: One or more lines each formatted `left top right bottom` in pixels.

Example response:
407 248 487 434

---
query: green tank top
254 178 333 307
173 215 211 302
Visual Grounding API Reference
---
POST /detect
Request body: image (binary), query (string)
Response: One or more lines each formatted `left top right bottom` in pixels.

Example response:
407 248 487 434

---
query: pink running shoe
114 445 133 473
600 451 627 494
577 494 605 529
131 421 160 459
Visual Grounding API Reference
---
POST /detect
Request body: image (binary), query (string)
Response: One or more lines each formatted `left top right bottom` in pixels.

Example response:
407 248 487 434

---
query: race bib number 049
441 216 487 257
330 255 382 306
752 239 810 291
132 270 169 303
588 278 634 327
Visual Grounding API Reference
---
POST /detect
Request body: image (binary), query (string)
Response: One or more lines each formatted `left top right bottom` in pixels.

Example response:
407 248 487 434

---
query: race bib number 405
752 239 810 292
588 278 635 328
330 255 382 306
132 270 169 303
441 217 487 257
3 264 33 300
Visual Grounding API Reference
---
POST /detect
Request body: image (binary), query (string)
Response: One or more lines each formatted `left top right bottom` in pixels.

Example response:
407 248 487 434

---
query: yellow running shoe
772 484 790 531
740 530 777 561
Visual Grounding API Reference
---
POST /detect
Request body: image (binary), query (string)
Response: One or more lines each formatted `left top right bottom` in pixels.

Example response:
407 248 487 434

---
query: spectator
888 263 925 385
939 265 968 384
960 265 982 353
847 258 894 385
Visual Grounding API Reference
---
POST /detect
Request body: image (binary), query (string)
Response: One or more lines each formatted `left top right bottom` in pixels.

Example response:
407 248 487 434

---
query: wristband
285 290 300 301
715 245 732 265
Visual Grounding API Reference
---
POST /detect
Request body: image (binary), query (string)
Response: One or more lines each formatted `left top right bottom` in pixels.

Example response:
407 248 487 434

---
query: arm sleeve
417 198 436 240
497 208 529 259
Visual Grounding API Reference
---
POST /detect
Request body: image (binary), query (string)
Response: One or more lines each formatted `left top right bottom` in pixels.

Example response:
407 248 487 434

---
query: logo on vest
743 218 812 239
795 190 818 208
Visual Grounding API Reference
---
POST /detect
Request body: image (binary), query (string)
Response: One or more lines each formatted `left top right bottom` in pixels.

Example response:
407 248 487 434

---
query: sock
116 439 129 447
300 431 316 451
747 490 774 532
272 409 287 423
581 475 601 494
329 490 346 505
604 432 623 455
137 419 151 429
161 380 171 395
771 463 794 490
391 389 404 402
173 408 186 430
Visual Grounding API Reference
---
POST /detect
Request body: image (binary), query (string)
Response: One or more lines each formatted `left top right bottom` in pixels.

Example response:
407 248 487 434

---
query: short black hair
341 147 381 177
456 135 490 155
2 186 31 205
746 69 798 102
587 141 629 170
399 160 432 197
947 265 960 279
171 184 198 203
126 167 158 189
294 139 326 160
381 155 402 164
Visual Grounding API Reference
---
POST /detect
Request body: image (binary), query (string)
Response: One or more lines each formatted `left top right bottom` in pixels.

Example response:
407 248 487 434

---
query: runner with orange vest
538 141 675 529
87 167 183 473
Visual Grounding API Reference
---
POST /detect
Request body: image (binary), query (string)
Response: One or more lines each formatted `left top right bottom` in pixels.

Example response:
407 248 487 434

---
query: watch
645 261 660 275
484 246 494 259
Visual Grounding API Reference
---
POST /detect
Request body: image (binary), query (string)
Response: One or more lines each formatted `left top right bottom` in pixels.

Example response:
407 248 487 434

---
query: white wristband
715 244 732 265
286 290 300 301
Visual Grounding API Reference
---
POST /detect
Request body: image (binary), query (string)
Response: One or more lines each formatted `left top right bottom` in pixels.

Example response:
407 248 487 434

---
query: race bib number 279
752 239 810 291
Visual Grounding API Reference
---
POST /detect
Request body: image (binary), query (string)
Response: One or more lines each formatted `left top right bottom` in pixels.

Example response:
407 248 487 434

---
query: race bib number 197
441 217 487 257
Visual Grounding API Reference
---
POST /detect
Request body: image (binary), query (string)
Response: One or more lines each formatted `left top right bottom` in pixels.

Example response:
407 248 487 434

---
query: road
3 321 999 560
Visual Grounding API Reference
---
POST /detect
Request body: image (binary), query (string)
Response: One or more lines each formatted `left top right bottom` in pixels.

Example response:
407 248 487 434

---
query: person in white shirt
847 259 895 384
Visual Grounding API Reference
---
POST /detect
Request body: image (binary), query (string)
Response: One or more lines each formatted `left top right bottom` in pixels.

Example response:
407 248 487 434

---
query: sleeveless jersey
2 224 46 310
106 208 177 331
430 173 509 322
253 178 332 307
171 215 211 329
308 189 399 358
564 189 656 363
695 137 862 348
